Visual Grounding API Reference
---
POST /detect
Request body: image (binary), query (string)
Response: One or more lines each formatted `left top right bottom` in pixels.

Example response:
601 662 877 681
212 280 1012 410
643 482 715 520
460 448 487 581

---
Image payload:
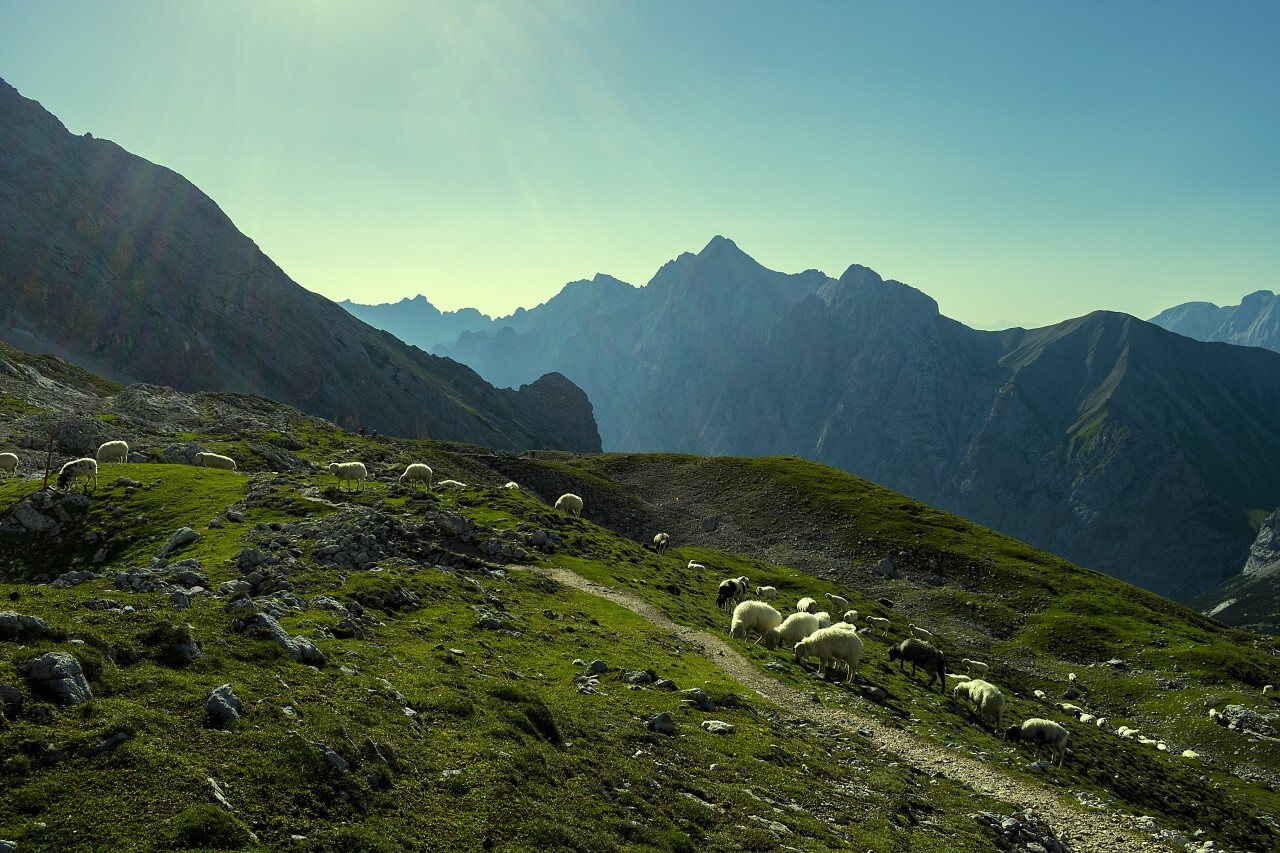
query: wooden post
43 424 56 491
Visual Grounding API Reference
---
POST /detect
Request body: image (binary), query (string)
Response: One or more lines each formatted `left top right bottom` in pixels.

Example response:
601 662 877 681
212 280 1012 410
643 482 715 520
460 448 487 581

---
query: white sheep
56 457 98 492
95 440 128 464
1032 689 1048 702
437 479 467 488
826 593 851 613
652 532 670 554
813 611 832 629
864 616 890 637
908 624 934 643
794 625 864 682
555 493 583 516
1265 684 1275 695
329 461 367 491
755 585 777 601
762 611 821 650
841 610 859 624
503 481 520 490
398 463 433 488
195 452 237 471
796 597 819 614
1078 713 1096 725
1005 718 1069 766
687 560 705 571
952 679 1006 730
0 452 18 478
729 600 783 644
962 658 990 676
1094 717 1109 729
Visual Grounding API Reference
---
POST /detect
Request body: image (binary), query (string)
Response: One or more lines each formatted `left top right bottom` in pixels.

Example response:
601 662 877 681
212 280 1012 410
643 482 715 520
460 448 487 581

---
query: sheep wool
56 457 98 492
796 597 819 614
961 658 990 676
503 481 520 490
729 600 783 644
864 616 890 636
825 593 851 613
812 611 832 629
652 532 670 554
687 560 706 571
0 452 18 477
1005 718 1069 767
761 611 820 651
329 461 367 491
841 610 859 624
952 678 1006 730
794 626 863 682
755 585 777 601
95 440 128 464
398 463 433 488
908 624 934 643
195 452 237 471
555 493 584 516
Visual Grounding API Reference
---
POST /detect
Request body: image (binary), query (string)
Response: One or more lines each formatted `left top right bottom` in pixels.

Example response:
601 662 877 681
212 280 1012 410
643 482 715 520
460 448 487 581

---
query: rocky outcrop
0 77 599 453
1190 508 1280 633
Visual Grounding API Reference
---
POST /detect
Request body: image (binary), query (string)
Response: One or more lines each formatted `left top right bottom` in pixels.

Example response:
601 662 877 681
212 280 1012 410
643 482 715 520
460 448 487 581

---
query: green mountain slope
0 351 1277 852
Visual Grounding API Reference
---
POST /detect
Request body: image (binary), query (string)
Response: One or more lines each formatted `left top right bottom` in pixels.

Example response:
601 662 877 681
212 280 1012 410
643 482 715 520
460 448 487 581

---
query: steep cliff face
0 78 600 453
1150 290 1280 353
431 239 1280 601
1190 508 1280 634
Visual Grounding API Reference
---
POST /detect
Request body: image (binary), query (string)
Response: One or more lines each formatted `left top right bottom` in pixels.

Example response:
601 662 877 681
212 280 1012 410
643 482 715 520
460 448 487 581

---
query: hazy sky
3 1 1277 329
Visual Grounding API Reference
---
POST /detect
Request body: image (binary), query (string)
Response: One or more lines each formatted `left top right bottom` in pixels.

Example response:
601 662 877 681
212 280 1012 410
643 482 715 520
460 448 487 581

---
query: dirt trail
529 565 1168 853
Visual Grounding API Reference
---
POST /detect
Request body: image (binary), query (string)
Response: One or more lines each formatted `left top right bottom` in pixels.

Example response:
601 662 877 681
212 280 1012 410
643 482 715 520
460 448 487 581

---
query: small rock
701 720 734 735
648 712 676 735
20 651 92 705
207 684 243 728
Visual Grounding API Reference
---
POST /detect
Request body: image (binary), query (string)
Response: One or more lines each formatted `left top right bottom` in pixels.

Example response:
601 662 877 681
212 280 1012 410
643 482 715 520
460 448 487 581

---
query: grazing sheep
398 463 433 488
962 658 990 677
56 457 98 492
0 452 17 478
652 532 670 554
813 611 832 629
794 626 864 682
503 481 520 490
1005 718 1069 767
908 624 934 643
1078 713 1096 725
826 593 851 613
796 597 819 614
95 440 128 464
888 638 947 693
554 493 583 515
952 679 1006 730
841 610 859 624
716 578 749 611
864 616 890 637
729 600 783 644
195 452 237 471
762 611 820 651
436 479 467 488
328 461 367 491
756 585 777 601
687 560 705 571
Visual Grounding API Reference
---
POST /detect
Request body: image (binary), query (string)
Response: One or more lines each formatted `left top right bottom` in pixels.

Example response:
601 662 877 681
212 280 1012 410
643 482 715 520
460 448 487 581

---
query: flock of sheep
712 575 1070 766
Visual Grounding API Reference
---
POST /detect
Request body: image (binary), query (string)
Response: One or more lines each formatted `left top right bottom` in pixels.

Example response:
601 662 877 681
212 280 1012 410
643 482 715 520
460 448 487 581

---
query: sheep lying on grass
437 479 467 488
761 612 820 651
503 481 520 490
794 626 863 682
195 452 237 471
555 493 583 516
398 463 433 488
1006 718 1069 767
687 560 705 571
329 461 367 491
95 440 128 464
729 600 782 644
888 638 946 693
56 457 97 492
952 678 1006 729
0 452 17 478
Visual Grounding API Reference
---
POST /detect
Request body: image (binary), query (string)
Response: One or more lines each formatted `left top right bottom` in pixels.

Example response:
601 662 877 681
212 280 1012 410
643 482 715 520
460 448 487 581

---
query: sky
2 1 1277 329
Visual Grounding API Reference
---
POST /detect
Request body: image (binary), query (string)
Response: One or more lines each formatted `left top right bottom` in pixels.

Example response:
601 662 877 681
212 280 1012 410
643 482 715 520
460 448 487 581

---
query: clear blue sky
3 1 1277 328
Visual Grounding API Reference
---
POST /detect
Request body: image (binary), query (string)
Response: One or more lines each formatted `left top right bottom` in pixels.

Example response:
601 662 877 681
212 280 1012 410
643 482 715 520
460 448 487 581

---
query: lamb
398 463 433 488
952 678 1006 730
826 593 851 613
888 638 947 693
812 611 832 629
56 457 98 492
328 461 367 491
755 585 777 601
554 493 583 516
95 440 128 464
195 452 237 471
0 452 17 478
908 624 934 643
864 616 890 637
841 610 859 624
1005 718 1069 767
687 560 705 571
437 479 467 488
961 658 990 677
502 481 520 490
794 625 864 682
729 600 783 644
761 611 821 650
652 532 670 554
796 597 819 614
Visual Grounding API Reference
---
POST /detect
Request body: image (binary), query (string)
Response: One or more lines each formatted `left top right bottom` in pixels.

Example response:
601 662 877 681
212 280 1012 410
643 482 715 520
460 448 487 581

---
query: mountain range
0 77 600 454
394 237 1280 606
1150 290 1280 353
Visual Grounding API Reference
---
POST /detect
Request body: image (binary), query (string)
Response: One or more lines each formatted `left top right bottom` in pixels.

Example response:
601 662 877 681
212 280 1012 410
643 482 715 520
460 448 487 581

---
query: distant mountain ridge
0 77 600 453
409 237 1280 604
1149 290 1280 352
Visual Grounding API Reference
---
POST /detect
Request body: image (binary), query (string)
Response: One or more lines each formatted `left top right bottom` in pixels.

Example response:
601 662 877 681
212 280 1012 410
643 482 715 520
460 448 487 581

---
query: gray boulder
157 527 200 558
206 684 242 728
20 651 92 705
0 611 56 641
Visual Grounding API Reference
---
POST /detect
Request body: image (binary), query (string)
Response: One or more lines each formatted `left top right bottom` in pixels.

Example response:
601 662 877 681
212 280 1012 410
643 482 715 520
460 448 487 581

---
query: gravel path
529 565 1170 853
